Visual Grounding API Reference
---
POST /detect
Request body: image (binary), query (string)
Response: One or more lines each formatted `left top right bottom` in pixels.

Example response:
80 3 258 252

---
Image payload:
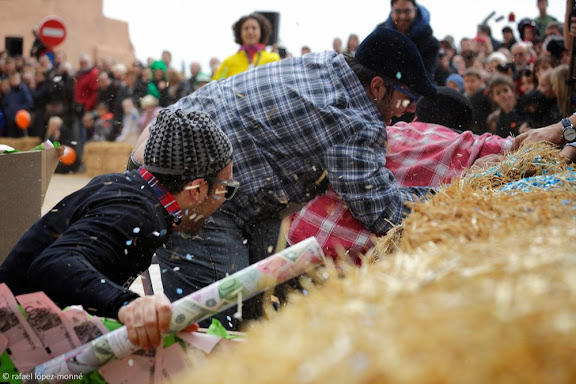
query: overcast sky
102 0 567 76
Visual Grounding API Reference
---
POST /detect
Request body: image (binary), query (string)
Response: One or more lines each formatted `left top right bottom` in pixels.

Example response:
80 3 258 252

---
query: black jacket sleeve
27 197 162 318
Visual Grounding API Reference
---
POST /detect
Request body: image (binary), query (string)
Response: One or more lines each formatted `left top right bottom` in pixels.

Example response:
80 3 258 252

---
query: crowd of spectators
0 46 212 171
0 0 568 173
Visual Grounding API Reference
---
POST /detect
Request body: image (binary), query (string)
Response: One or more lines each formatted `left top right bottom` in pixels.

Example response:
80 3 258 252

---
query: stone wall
0 0 135 66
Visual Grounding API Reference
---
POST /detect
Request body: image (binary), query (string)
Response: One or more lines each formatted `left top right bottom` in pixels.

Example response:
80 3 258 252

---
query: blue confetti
499 172 576 193
126 240 133 246
186 254 192 260
133 227 140 234
101 279 106 284
176 288 183 295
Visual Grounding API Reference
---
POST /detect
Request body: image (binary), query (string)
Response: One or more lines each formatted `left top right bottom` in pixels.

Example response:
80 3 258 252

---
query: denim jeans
156 209 284 330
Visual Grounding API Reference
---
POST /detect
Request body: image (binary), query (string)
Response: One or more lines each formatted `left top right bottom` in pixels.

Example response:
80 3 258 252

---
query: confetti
133 227 140 234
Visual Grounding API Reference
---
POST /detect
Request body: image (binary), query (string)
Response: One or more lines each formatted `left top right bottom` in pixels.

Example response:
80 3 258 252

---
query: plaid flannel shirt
170 51 429 233
288 122 512 260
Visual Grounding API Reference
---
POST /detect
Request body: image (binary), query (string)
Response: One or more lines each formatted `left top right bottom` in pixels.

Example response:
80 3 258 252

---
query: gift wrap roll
29 237 325 383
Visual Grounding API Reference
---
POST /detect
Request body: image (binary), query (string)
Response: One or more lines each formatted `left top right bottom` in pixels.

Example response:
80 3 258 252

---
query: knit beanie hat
144 109 233 180
445 73 464 93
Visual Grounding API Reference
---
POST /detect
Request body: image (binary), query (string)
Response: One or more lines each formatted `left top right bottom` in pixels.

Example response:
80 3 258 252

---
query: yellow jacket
213 50 280 80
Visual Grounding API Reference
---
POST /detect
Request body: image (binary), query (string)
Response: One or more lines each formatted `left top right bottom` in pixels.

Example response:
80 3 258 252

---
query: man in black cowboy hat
130 26 439 330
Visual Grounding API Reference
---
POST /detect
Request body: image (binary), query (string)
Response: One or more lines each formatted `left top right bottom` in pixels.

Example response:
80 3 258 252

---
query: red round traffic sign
38 17 67 48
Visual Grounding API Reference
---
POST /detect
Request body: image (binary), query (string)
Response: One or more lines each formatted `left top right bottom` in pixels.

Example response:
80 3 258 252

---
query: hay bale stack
83 141 134 177
0 136 42 151
173 142 576 383
382 141 572 254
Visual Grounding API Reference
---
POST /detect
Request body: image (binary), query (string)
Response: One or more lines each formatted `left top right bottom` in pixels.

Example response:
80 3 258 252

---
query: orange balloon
15 109 31 129
60 146 77 165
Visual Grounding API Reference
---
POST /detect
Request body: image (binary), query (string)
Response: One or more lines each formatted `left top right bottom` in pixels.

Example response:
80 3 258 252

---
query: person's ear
370 76 388 101
183 178 207 203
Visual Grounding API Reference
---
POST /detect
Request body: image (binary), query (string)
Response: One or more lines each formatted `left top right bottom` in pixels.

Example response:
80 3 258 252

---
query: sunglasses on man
393 85 419 107
205 177 240 200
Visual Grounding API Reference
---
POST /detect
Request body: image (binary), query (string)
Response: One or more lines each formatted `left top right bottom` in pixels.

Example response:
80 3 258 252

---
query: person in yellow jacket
213 13 281 80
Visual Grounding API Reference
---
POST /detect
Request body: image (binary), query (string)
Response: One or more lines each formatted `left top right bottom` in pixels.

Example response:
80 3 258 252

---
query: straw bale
83 141 134 177
376 141 573 255
171 141 576 383
0 136 42 151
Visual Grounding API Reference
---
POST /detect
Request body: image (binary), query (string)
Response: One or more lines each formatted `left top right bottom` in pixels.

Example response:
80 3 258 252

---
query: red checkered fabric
288 122 511 262
386 121 511 187
287 188 370 264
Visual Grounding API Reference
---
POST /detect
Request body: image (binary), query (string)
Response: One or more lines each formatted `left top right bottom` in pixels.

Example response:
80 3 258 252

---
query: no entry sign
38 17 67 48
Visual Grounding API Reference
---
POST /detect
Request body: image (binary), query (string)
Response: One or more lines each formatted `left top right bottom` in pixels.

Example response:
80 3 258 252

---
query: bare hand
512 123 564 150
472 154 504 169
560 144 576 164
118 294 172 349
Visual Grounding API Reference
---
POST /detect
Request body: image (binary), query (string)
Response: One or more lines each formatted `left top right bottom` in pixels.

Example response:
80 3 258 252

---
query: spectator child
487 75 528 138
463 68 493 135
115 98 141 145
445 73 464 93
138 94 161 131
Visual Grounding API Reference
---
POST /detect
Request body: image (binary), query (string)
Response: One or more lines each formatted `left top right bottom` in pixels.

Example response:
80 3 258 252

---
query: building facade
0 0 135 65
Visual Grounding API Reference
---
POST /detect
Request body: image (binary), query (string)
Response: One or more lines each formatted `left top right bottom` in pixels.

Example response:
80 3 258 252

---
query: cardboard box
0 148 61 261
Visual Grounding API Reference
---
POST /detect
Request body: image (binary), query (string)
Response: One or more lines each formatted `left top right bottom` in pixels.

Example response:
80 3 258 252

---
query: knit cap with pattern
144 108 232 180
